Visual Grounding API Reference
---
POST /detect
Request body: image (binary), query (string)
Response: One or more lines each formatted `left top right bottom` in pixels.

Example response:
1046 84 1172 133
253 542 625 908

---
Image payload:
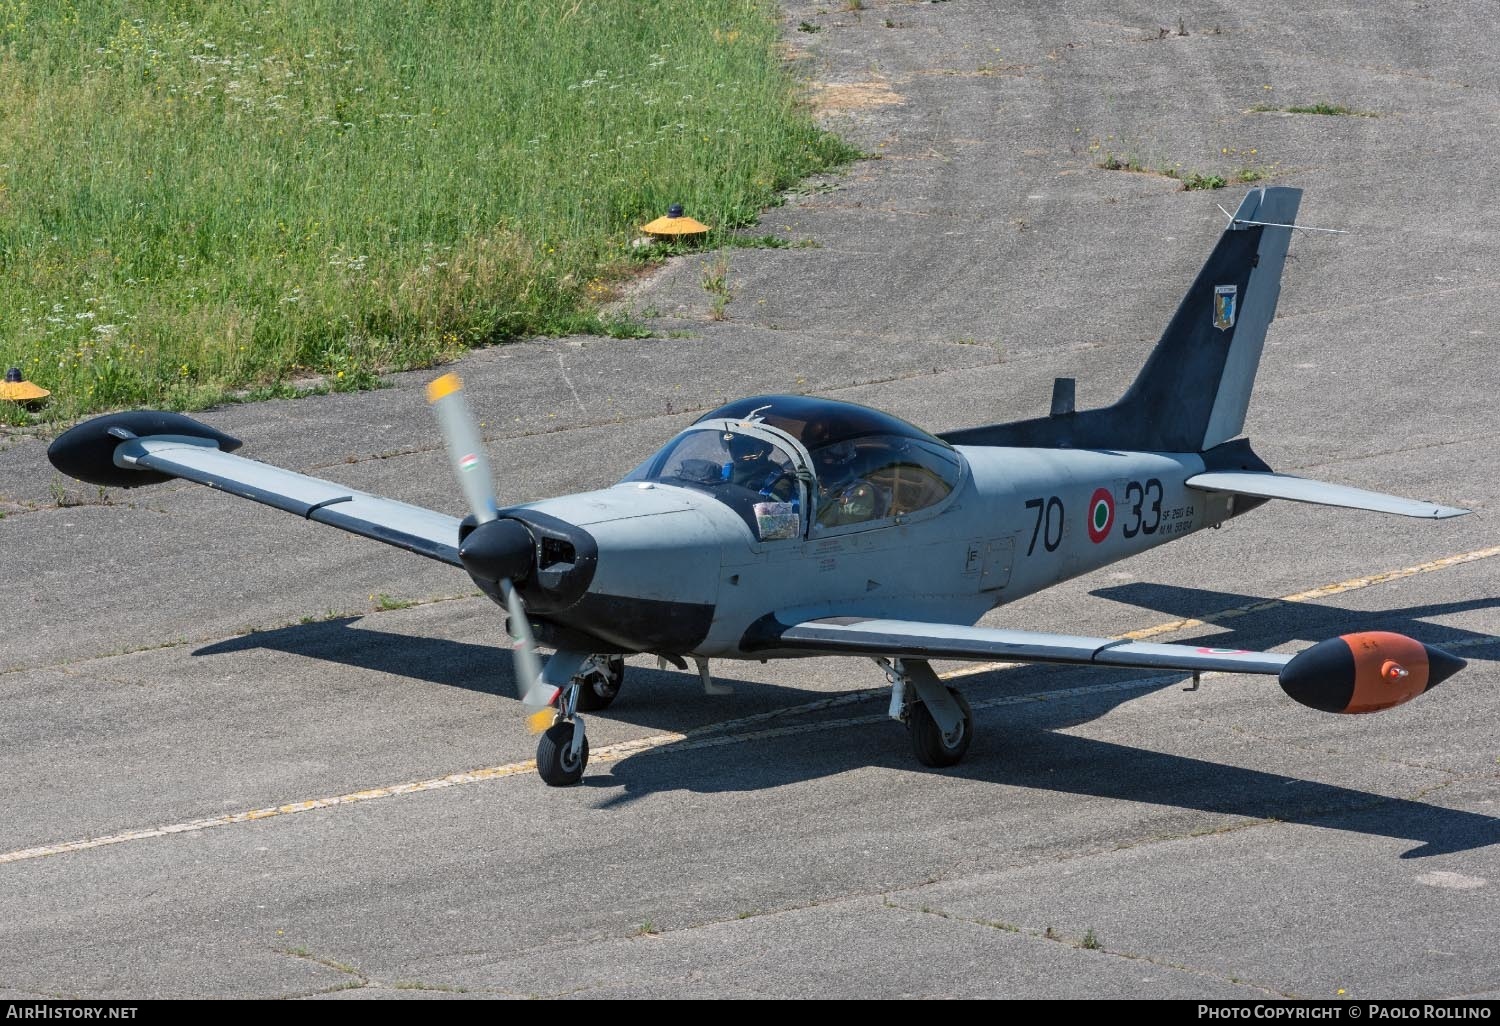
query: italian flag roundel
1087 487 1114 543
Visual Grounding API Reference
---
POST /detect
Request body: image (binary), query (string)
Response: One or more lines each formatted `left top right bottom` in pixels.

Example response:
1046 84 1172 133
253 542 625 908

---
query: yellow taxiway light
641 203 710 239
0 368 48 402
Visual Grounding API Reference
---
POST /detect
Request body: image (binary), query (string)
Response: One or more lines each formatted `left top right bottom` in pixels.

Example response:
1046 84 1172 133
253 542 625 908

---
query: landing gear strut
573 654 625 712
536 678 590 786
880 658 975 768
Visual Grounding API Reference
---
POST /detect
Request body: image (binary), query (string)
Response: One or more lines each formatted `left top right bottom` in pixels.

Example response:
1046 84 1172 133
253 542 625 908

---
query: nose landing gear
536 678 590 786
537 718 590 786
533 653 626 785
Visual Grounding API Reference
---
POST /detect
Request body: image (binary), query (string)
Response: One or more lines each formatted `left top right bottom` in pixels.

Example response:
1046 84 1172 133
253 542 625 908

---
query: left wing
757 616 1289 674
751 616 1465 715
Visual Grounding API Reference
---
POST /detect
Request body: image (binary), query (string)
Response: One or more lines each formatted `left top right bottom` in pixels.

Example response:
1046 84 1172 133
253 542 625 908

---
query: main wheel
908 687 973 768
574 655 625 712
537 721 590 786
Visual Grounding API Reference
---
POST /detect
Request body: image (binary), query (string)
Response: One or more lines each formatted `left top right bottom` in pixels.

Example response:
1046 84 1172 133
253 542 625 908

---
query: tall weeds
0 0 854 419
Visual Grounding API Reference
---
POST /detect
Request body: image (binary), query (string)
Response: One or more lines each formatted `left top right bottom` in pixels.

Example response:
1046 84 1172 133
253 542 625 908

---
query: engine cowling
1278 631 1465 714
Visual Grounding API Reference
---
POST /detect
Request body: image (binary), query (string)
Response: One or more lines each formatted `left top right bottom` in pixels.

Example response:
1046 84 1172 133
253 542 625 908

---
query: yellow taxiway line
944 543 1500 679
3 544 1497 868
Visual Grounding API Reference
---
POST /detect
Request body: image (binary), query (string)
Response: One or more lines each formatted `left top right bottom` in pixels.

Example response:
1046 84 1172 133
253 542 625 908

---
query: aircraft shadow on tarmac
193 617 843 732
594 587 1500 860
193 595 1500 860
1092 583 1500 660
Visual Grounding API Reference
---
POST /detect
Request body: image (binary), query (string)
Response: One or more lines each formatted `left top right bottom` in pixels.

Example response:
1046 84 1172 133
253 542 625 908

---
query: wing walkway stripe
3 545 1496 868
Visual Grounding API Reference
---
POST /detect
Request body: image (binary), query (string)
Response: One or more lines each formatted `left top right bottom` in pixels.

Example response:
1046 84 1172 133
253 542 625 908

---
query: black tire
908 687 973 768
574 656 625 712
536 721 590 786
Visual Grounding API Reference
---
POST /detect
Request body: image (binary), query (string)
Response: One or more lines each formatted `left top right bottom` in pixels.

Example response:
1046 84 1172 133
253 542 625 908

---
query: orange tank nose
1277 631 1466 714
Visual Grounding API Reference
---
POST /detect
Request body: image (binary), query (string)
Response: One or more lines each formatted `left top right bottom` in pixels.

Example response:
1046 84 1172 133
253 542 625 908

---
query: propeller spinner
426 373 559 730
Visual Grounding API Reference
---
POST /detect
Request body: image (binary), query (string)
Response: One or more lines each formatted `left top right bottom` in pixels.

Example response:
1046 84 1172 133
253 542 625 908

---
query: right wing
48 412 463 566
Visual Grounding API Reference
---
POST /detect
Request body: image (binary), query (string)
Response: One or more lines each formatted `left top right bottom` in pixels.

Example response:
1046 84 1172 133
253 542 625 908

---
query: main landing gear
533 654 625 786
531 654 978 784
573 654 625 712
879 658 975 767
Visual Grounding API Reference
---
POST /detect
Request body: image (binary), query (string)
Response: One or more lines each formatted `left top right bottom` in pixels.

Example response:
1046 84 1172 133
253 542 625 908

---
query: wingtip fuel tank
1278 631 1465 714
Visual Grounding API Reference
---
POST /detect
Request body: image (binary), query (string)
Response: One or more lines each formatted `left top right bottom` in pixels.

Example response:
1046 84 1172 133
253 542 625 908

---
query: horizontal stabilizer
1186 470 1469 519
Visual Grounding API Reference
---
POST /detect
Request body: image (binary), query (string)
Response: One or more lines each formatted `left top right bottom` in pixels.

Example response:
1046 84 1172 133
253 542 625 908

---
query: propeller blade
428 374 555 731
426 373 499 524
503 579 557 732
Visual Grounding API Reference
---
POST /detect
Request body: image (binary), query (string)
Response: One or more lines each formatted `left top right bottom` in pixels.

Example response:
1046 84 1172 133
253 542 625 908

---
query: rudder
1117 187 1301 451
941 187 1302 453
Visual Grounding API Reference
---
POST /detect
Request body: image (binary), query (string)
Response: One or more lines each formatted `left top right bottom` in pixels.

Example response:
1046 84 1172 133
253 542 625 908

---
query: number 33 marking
1121 479 1162 538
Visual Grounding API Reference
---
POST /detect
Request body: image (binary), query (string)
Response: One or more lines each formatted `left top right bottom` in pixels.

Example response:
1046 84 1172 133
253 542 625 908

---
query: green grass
1097 155 1228 191
1179 171 1227 191
1251 101 1375 117
0 1 856 422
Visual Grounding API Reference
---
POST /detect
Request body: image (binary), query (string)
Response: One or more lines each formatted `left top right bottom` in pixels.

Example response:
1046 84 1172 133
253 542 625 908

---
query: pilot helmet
818 439 857 466
726 432 774 469
723 432 774 483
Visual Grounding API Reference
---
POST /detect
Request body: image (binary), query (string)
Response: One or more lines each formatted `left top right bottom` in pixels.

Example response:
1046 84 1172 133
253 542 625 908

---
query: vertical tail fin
940 187 1302 453
1113 186 1300 450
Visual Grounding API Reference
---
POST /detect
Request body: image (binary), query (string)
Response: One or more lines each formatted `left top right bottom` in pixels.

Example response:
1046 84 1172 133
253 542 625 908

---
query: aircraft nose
458 517 534 584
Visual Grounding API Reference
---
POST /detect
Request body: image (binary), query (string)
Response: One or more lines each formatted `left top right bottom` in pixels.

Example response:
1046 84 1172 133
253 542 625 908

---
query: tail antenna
1216 203 1348 235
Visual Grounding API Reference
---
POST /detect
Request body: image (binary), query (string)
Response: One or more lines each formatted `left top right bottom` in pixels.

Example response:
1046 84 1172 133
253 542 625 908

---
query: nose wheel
532 670 595 786
536 717 590 786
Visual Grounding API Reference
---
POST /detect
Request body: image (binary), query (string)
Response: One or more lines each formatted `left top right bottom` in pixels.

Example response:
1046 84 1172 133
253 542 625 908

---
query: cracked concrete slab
430 896 1272 1000
889 778 1500 999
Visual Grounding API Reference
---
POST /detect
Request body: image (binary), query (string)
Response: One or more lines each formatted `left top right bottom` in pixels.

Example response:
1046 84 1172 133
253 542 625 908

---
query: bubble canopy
623 395 965 540
695 394 952 452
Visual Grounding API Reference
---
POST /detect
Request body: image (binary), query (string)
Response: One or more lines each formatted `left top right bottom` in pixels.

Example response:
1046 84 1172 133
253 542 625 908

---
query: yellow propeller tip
426 373 462 403
526 707 556 734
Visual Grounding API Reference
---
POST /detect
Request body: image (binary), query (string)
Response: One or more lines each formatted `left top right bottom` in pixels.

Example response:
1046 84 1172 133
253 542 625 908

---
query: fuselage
510 426 1241 659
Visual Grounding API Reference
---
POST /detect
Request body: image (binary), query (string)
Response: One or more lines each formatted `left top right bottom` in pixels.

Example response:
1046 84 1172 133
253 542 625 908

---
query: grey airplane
49 187 1471 786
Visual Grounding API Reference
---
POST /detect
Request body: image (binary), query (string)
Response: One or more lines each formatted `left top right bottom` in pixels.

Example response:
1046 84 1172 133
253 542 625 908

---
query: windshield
624 427 802 541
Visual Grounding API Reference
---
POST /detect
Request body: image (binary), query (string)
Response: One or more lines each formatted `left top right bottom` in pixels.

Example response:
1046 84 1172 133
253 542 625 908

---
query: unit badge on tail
1213 284 1238 330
